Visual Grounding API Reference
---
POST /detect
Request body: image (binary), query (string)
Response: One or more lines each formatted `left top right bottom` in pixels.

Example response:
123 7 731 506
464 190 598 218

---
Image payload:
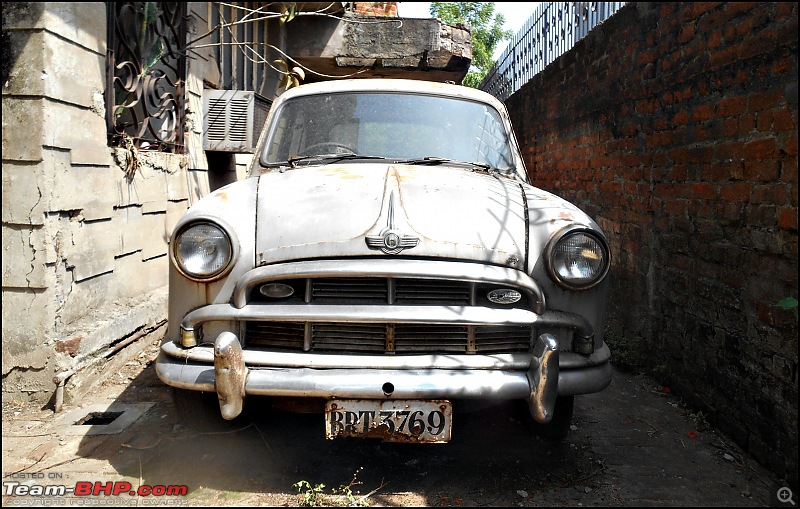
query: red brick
733 17 754 38
756 111 774 132
720 182 753 202
744 160 780 181
697 5 727 32
748 90 782 113
707 29 723 49
782 136 798 157
664 198 687 215
692 182 718 200
723 118 739 136
717 96 747 117
679 24 696 44
777 2 797 17
667 165 688 181
693 104 715 122
687 146 714 164
772 109 794 131
740 27 779 60
718 201 745 220
750 184 786 205
673 109 690 126
710 44 739 68
654 183 684 199
724 2 758 17
744 138 779 159
635 99 656 114
777 208 798 230
637 50 656 66
714 141 745 160
704 161 742 181
772 57 791 75
623 182 639 196
738 114 755 135
745 203 779 226
735 69 750 84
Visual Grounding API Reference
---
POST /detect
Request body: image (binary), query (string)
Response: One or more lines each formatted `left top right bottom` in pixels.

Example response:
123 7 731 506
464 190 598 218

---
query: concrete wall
506 2 797 481
1 2 218 404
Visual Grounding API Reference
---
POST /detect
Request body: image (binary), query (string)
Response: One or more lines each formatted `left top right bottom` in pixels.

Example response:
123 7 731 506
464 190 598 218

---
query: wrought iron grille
480 2 626 101
106 2 186 152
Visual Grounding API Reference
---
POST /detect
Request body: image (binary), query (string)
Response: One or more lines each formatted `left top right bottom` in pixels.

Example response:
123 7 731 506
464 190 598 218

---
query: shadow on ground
22 337 776 506
71 352 598 506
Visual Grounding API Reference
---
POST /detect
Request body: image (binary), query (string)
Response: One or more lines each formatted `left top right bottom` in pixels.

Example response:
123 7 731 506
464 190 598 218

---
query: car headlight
546 228 610 290
173 222 233 280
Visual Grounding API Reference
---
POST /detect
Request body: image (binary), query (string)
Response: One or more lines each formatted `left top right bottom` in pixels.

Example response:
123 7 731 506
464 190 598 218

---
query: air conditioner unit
203 90 271 153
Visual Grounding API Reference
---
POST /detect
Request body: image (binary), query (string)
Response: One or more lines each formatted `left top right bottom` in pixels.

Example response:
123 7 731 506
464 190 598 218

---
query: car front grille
307 277 472 304
245 322 533 354
248 277 530 308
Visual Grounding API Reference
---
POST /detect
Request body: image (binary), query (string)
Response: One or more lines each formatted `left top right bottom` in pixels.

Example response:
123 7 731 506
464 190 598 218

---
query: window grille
106 2 187 152
210 2 272 95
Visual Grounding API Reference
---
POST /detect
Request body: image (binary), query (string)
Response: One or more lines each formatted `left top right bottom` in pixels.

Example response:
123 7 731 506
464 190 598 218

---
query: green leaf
143 39 165 74
775 297 798 310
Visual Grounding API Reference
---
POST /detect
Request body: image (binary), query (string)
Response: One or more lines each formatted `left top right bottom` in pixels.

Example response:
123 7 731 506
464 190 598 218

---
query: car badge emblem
365 192 419 255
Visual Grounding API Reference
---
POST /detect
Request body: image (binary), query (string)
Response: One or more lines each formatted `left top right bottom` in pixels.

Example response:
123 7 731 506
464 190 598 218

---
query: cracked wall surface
1 2 218 403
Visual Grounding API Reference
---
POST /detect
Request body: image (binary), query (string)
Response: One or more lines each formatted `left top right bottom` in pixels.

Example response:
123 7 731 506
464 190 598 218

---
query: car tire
171 388 250 432
519 396 575 441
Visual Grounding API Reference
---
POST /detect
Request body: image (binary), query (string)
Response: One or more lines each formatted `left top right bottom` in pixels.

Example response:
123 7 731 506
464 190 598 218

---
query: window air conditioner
203 90 271 153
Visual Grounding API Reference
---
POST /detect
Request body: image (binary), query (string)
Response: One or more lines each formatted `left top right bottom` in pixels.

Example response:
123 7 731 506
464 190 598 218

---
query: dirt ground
2 335 792 507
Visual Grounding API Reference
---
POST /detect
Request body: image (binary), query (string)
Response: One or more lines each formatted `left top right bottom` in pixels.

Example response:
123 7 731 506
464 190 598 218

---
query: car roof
273 78 507 110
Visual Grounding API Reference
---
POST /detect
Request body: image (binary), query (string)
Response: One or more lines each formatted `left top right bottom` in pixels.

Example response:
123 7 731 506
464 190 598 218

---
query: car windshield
259 92 516 170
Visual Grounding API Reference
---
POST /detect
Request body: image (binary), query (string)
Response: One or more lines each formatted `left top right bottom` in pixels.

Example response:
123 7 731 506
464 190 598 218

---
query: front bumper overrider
157 332 611 423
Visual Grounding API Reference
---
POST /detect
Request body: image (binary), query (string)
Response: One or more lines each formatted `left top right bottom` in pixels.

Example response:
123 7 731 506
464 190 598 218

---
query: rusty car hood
255 164 528 269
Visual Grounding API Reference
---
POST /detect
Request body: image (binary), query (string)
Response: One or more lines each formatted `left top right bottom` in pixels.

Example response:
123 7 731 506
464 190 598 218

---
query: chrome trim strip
161 340 610 370
180 304 593 338
232 259 546 313
161 340 531 369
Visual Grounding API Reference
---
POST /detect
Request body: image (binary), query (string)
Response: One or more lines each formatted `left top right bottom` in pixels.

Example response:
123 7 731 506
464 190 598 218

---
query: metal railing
480 2 626 101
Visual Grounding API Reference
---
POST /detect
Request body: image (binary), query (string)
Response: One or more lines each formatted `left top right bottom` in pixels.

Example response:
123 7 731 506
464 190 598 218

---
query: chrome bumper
157 332 612 423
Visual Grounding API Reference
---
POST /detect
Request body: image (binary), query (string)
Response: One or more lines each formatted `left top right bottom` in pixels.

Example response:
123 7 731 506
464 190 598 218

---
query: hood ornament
365 192 419 255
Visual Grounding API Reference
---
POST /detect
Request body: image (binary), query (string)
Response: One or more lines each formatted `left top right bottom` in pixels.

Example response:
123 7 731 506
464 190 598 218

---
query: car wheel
171 388 250 432
519 396 575 441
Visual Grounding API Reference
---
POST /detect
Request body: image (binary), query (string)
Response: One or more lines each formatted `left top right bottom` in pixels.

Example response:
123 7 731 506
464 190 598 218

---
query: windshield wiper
396 156 493 171
262 153 391 169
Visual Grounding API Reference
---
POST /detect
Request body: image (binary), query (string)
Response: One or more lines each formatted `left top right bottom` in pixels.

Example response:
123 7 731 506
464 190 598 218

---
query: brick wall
506 2 797 480
353 2 398 17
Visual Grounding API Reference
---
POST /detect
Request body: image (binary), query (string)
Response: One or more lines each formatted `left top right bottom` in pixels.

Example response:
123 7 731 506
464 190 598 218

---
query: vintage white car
158 79 612 442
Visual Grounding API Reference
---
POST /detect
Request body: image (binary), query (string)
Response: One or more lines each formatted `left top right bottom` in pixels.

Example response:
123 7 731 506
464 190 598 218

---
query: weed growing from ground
293 468 370 507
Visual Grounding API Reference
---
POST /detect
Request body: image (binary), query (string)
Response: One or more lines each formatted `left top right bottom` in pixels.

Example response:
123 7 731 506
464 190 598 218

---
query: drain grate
74 411 124 426
56 402 154 436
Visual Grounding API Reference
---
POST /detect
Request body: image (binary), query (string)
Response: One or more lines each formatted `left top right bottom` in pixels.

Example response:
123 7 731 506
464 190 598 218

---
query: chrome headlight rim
171 219 238 282
545 225 611 291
